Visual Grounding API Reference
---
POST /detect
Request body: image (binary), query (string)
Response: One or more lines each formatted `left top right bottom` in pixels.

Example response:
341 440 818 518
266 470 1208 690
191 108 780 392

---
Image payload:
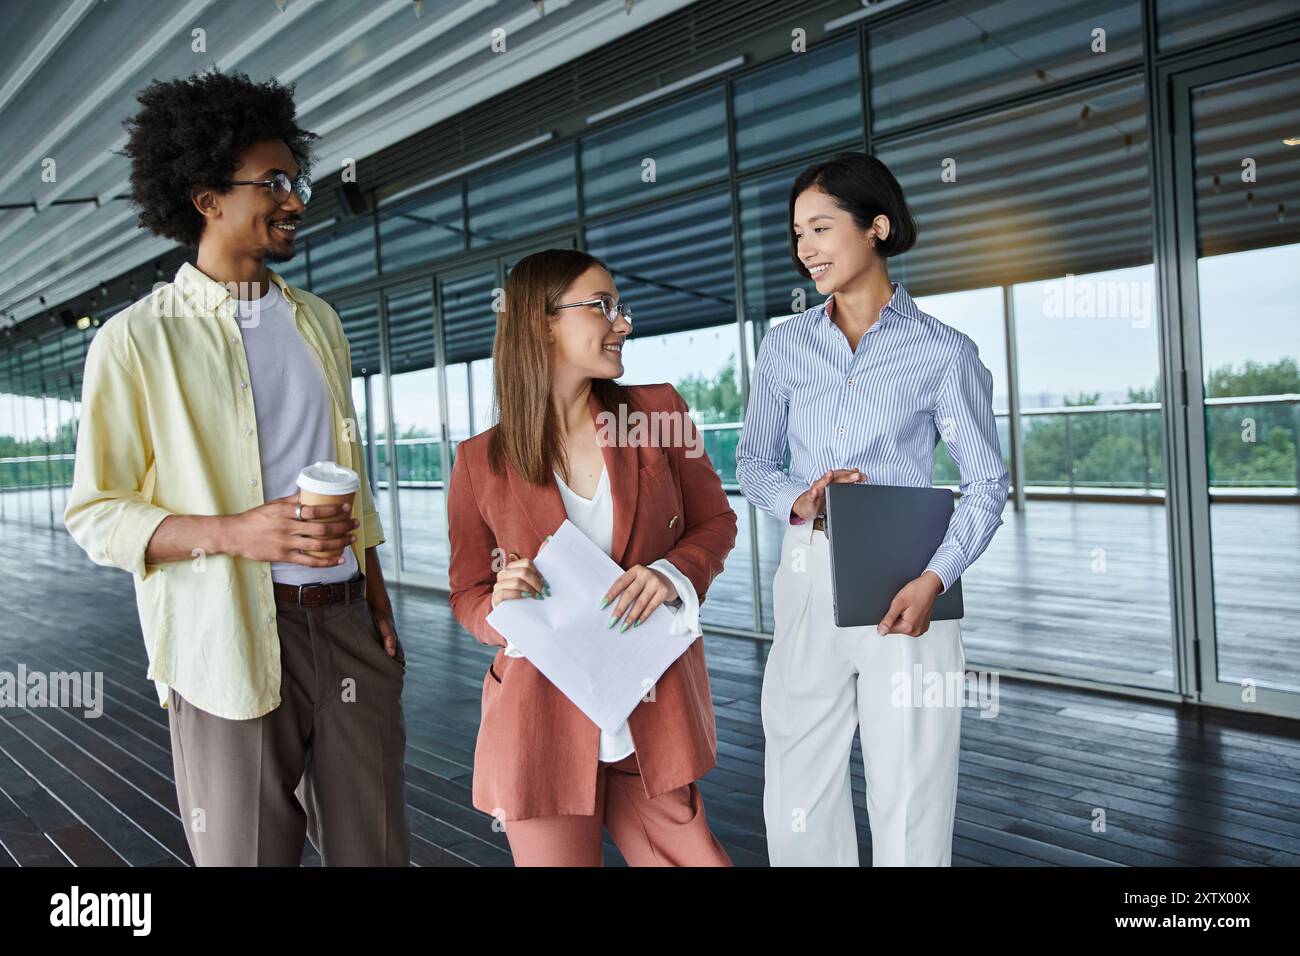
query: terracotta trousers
504 753 733 866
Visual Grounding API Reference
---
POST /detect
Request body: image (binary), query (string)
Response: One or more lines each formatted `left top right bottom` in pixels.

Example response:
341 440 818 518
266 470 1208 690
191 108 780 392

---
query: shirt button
231 336 238 345
245 426 254 436
838 426 845 434
240 380 248 389
250 477 258 486
260 569 267 578
847 379 853 385
266 612 274 624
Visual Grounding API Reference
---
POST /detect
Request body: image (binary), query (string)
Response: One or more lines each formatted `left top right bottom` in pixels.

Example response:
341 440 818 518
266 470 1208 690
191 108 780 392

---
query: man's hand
602 566 679 632
222 492 358 566
877 571 944 637
364 546 399 658
790 468 866 522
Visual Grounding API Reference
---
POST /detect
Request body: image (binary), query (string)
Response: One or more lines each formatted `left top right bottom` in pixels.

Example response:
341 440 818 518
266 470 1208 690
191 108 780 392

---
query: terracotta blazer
447 382 738 821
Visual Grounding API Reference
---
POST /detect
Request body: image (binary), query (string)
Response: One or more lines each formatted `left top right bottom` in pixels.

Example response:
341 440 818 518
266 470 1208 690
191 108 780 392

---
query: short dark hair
120 67 318 248
788 152 918 280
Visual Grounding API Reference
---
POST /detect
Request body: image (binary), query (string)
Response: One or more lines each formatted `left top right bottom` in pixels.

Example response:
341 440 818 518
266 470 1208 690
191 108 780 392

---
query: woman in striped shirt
736 152 1010 866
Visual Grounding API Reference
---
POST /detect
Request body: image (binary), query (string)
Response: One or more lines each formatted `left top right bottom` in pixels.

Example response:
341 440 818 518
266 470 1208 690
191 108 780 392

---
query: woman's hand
790 468 866 521
877 571 944 637
491 544 550 608
601 565 679 632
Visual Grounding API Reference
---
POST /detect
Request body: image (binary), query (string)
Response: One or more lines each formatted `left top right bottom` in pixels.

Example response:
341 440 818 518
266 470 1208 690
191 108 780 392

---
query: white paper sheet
485 518 699 734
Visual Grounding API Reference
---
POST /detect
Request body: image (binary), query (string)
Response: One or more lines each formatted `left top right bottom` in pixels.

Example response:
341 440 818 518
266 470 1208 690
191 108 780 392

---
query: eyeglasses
555 294 633 327
220 171 312 205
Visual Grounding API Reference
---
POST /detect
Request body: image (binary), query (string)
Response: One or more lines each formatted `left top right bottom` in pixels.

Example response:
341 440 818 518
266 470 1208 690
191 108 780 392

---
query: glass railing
0 453 74 490
3 396 1296 499
1013 403 1167 493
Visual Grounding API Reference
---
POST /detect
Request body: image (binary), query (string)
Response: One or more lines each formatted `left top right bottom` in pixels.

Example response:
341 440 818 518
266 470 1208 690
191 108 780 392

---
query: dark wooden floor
2 513 1300 866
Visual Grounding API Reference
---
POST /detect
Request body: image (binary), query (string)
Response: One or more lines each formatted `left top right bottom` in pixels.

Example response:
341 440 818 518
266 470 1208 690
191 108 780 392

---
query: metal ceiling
0 0 700 329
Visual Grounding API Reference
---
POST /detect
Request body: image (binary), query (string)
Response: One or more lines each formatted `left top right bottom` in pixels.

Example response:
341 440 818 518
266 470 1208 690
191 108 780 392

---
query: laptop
822 483 965 627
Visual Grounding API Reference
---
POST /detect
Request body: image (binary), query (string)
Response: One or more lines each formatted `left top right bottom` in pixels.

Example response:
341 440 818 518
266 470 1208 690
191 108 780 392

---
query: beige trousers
167 585 410 866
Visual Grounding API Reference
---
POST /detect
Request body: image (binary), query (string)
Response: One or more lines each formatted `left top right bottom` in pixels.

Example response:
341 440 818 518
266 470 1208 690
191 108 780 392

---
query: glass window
467 144 576 248
738 162 822 324
1156 0 1300 52
332 295 383 377
470 357 496 435
386 283 437 376
1189 59 1300 692
869 0 1142 134
581 86 728 216
584 188 736 339
307 216 377 295
1014 266 1160 412
1010 265 1169 686
378 185 463 273
446 356 495 466
732 36 862 172
335 297 390 571
384 285 446 580
440 270 498 366
876 75 1151 294
619 323 750 631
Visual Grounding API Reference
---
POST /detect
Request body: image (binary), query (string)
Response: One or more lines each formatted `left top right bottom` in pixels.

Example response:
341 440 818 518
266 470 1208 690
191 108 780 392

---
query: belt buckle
298 582 326 607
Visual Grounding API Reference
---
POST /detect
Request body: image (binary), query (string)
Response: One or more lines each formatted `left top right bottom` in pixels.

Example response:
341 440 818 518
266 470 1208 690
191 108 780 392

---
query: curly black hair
120 67 319 248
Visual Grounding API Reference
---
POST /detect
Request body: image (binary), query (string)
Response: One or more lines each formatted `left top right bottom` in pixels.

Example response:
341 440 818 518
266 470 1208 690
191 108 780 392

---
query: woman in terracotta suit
447 248 737 866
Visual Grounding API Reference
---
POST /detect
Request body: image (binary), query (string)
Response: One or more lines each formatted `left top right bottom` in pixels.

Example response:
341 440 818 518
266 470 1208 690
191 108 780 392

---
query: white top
236 282 357 586
502 464 702 763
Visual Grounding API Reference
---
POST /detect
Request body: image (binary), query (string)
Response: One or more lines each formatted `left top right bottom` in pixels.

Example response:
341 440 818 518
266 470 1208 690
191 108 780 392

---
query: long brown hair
488 248 639 485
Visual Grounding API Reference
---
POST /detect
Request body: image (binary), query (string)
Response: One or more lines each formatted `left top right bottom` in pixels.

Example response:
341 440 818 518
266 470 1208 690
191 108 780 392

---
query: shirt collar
822 280 918 330
173 261 303 317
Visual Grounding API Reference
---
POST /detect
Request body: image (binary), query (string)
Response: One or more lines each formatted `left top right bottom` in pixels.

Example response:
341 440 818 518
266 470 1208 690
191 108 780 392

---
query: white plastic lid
296 460 359 495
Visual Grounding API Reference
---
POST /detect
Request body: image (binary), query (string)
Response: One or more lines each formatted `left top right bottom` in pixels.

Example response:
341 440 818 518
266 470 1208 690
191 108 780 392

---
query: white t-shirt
235 281 358 586
501 464 702 763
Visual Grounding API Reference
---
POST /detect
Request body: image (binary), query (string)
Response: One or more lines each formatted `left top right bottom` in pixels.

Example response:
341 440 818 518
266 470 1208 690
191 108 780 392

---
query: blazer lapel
506 459 566 545
504 390 640 566
592 389 639 567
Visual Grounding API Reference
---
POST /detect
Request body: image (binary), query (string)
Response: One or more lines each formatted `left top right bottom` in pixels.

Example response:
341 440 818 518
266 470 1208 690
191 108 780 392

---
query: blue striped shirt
736 281 1010 592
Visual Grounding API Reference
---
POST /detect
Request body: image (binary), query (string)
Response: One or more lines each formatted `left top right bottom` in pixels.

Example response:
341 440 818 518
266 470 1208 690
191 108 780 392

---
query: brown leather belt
813 515 826 532
273 572 366 607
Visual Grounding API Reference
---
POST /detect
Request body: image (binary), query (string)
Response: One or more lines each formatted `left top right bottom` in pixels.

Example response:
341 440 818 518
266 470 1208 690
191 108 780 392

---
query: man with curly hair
64 68 410 866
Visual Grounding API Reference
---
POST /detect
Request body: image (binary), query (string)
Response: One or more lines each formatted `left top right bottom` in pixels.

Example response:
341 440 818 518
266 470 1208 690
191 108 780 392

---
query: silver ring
294 504 303 520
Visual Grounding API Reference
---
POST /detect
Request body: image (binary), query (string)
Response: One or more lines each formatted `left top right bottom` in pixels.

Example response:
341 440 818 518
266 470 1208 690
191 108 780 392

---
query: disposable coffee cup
296 460 360 558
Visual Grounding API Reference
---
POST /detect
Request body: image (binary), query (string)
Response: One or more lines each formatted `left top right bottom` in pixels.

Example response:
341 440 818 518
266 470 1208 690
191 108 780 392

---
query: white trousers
761 520 965 866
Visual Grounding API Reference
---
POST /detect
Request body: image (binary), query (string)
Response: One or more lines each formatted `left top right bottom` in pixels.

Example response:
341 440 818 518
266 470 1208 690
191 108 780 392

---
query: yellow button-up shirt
63 262 385 720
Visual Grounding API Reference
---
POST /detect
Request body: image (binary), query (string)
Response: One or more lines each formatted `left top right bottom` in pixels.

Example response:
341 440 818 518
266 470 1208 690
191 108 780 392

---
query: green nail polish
600 596 610 609
620 620 629 633
607 614 617 629
633 620 640 629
